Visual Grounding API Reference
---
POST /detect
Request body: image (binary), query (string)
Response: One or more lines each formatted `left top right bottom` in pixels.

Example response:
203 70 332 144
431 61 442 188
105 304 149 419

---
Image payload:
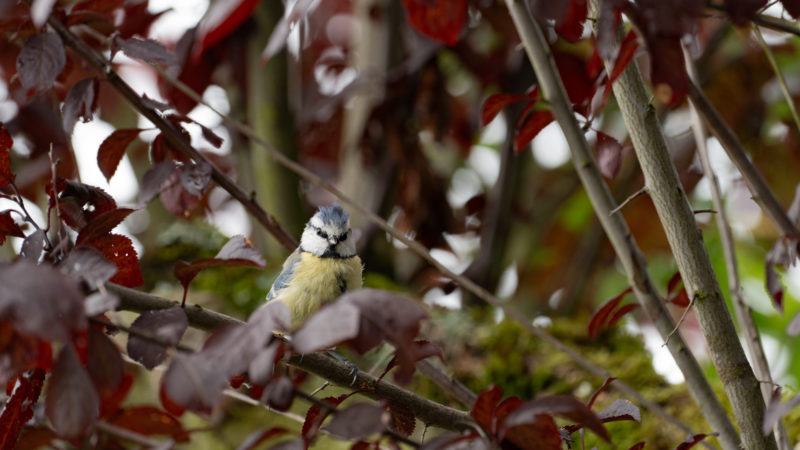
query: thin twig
663 294 696 346
89 316 196 353
706 3 800 37
95 421 166 447
609 186 647 216
753 24 800 136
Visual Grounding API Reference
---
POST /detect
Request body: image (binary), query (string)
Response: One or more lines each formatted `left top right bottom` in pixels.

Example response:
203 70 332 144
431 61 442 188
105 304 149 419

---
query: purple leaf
765 260 784 313
248 341 281 385
46 345 99 439
127 306 189 369
84 291 120 316
20 229 46 263
292 301 361 354
675 433 718 449
597 398 641 423
180 161 212 196
62 78 98 135
261 376 295 411
162 352 227 413
0 261 86 341
61 246 117 286
596 131 622 179
116 36 178 65
501 395 610 442
87 327 124 392
16 32 66 93
139 161 178 205
324 402 387 440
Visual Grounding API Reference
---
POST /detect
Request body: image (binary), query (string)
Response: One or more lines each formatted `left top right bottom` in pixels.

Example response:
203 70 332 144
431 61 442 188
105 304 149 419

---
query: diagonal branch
46 13 298 253
505 0 739 448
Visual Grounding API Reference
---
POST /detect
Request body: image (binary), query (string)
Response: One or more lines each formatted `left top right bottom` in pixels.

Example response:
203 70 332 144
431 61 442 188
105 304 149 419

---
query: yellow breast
275 252 363 327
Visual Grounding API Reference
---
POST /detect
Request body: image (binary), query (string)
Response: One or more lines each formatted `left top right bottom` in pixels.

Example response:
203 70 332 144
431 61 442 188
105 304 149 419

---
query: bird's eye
316 229 328 239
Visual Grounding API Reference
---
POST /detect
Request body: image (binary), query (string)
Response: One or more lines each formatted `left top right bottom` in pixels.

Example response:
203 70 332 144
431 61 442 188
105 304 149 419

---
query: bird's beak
328 237 338 246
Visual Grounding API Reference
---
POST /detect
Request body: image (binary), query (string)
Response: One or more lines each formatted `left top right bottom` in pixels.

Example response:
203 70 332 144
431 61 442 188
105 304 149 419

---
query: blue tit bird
266 203 363 328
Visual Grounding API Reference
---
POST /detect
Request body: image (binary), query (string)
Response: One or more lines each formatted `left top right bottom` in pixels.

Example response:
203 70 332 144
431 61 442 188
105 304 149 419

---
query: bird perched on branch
266 203 363 328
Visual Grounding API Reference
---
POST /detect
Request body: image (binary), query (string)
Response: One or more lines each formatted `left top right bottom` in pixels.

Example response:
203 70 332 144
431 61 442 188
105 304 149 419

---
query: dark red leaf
0 369 45 450
596 29 639 112
86 233 144 287
196 0 261 57
781 0 800 17
596 131 622 179
54 179 117 231
16 32 66 93
675 433 718 449
62 78 99 135
765 261 783 313
0 211 24 245
0 261 86 341
529 0 568 23
788 311 800 336
162 353 227 414
481 93 525 127
46 345 99 439
70 0 125 15
118 1 169 39
87 327 123 393
127 306 188 370
554 51 594 113
138 161 178 205
260 0 316 61
0 324 52 383
645 36 688 107
324 402 387 440
494 396 524 430
237 427 290 450
200 124 223 148
116 36 178 65
417 432 489 450
302 395 348 439
159 165 202 217
76 207 136 246
504 414 561 450
261 376 295 411
588 377 616 408
61 246 117 287
608 29 639 85
0 125 12 189
402 0 466 45
471 384 503 433
502 395 610 442
555 0 588 43
388 402 415 436
97 129 143 182
629 443 646 450
607 303 639 329
108 406 189 442
292 301 361 354
763 390 800 436
513 110 554 153
588 287 631 339
723 0 767 24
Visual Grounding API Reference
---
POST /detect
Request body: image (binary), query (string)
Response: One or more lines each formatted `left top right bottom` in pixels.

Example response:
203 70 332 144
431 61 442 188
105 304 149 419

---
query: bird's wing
266 249 302 301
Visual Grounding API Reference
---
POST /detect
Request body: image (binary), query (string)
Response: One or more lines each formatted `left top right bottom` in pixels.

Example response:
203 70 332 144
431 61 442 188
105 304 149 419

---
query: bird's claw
328 350 359 386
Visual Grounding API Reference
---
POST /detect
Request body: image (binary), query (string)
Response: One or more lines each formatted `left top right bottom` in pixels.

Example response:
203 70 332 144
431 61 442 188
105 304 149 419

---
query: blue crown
316 203 349 227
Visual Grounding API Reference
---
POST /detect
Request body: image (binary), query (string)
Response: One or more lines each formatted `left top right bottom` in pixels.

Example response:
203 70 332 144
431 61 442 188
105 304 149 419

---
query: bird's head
300 204 356 258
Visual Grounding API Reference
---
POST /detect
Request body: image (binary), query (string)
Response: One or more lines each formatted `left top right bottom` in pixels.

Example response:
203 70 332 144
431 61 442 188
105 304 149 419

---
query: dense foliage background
1 0 800 448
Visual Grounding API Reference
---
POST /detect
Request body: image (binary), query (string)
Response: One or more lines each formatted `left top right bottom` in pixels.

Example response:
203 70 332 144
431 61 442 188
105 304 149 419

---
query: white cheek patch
310 216 325 229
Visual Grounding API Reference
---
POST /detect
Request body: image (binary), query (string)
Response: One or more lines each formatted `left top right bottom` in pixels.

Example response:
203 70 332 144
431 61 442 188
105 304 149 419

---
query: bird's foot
327 350 359 386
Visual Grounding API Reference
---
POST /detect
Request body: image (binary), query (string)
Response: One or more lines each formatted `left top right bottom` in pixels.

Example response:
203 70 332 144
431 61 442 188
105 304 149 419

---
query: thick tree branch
578 5 773 448
685 50 792 450
106 283 473 432
505 0 738 448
